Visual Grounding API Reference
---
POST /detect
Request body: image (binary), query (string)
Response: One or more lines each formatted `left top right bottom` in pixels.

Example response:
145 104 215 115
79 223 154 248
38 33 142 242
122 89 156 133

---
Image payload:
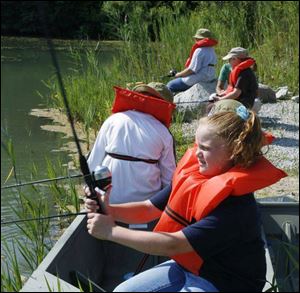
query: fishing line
176 99 210 104
2 3 111 225
37 1 104 211
1 212 87 226
1 173 82 190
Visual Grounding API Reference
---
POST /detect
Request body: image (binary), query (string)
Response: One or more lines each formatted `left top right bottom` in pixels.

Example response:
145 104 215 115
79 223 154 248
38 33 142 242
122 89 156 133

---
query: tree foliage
1 1 198 40
3 1 297 47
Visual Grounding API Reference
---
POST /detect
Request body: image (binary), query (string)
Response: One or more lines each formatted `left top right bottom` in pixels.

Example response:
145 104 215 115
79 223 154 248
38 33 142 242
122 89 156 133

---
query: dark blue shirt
235 68 258 108
150 185 266 292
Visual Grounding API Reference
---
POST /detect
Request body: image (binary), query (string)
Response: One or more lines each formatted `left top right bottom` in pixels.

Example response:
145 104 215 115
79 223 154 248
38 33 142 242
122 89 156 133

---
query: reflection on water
1 43 115 240
1 49 73 182
1 48 73 229
1 41 115 277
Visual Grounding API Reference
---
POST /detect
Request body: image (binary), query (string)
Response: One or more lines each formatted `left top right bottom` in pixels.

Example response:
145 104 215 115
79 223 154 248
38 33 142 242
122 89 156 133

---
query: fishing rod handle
80 156 113 214
79 155 102 212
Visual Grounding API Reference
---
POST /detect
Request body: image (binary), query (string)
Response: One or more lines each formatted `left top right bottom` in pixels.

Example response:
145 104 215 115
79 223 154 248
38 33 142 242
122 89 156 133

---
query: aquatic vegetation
1 2 298 291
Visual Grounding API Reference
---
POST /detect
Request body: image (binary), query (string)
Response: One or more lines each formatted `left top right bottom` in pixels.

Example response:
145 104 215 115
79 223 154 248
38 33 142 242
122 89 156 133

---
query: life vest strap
106 152 158 164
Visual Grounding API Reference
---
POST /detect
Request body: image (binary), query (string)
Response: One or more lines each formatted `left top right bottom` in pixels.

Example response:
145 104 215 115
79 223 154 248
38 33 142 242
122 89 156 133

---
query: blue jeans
113 260 219 292
167 78 191 94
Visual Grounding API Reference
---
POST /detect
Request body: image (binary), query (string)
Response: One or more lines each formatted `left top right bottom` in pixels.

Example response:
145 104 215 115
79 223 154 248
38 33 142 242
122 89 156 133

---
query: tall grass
269 238 299 292
1 241 23 292
45 1 298 158
1 139 84 292
1 128 19 184
2 2 298 291
46 1 298 130
44 42 122 151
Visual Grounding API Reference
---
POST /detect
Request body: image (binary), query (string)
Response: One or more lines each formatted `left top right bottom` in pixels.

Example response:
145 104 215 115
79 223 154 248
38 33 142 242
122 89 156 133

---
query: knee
166 79 177 92
113 282 130 292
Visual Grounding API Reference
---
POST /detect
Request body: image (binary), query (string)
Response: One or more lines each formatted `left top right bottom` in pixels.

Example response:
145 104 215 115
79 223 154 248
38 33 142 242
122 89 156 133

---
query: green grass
44 2 298 137
1 2 299 291
1 135 84 292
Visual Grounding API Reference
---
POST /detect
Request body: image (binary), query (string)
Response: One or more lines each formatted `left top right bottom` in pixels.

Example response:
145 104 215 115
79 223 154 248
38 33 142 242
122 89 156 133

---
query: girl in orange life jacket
85 105 286 292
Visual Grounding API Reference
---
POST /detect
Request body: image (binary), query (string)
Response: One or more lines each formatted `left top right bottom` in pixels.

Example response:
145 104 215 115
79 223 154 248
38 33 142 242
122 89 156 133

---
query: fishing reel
167 69 177 77
92 165 112 192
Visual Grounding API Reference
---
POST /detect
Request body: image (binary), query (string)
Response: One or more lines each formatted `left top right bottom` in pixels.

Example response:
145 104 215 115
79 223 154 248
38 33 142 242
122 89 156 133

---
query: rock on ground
258 83 276 103
173 81 217 122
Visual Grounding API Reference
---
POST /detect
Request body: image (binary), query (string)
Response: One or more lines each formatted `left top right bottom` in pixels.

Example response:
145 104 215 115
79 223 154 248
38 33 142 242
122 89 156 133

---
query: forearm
216 80 226 95
219 88 241 100
108 200 161 224
87 213 194 256
175 68 194 78
110 227 192 256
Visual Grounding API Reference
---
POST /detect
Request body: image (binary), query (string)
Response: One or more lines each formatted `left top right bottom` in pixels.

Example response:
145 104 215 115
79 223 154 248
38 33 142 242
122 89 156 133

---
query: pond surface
1 39 116 243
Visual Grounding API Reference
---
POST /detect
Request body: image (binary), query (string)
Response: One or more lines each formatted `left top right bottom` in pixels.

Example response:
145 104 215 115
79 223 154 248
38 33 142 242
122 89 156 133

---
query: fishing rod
1 173 82 190
159 69 177 79
37 2 111 213
1 211 87 226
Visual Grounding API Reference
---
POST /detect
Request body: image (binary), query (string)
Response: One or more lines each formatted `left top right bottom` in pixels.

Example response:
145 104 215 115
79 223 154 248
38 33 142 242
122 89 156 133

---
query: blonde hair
199 110 263 168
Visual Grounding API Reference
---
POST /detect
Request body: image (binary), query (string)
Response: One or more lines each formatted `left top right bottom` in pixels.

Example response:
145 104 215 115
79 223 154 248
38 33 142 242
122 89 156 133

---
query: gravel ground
181 100 299 200
259 100 299 171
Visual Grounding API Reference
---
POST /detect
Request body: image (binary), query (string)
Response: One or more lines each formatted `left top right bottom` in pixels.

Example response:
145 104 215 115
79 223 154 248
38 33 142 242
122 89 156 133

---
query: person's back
167 28 218 94
88 110 175 204
235 67 258 108
182 46 217 86
87 82 176 204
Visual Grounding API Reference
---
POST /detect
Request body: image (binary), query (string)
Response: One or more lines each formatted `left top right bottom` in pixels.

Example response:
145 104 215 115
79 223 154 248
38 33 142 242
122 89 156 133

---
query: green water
1 41 115 239
1 48 68 240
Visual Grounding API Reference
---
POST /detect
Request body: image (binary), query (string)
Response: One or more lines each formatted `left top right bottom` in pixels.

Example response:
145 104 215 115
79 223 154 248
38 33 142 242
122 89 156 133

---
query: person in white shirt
167 28 218 94
87 82 176 205
84 83 176 281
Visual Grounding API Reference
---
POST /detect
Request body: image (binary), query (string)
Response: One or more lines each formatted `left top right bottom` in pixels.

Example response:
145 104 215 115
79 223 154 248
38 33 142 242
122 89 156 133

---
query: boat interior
20 195 299 292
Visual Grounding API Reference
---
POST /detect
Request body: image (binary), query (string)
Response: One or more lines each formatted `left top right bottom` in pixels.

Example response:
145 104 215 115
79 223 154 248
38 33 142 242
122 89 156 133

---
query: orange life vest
263 131 275 145
225 58 256 94
185 38 218 68
112 86 176 128
154 145 287 275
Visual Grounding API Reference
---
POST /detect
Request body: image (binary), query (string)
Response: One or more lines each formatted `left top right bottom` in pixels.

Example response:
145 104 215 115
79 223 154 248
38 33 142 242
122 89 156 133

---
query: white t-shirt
182 47 217 86
87 110 176 204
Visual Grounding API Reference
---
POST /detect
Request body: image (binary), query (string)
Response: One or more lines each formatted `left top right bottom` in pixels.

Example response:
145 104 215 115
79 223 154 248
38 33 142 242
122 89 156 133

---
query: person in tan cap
208 98 245 116
166 28 218 94
132 82 174 103
222 47 249 60
211 47 258 109
85 81 176 284
87 82 176 205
